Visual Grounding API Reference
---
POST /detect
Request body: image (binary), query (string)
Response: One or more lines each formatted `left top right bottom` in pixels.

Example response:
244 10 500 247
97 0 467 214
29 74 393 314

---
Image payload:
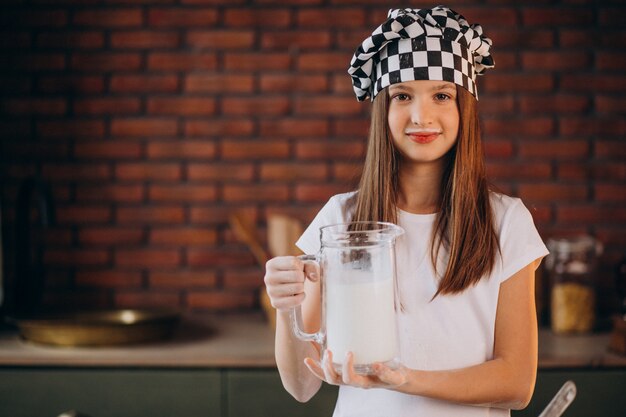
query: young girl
264 6 548 416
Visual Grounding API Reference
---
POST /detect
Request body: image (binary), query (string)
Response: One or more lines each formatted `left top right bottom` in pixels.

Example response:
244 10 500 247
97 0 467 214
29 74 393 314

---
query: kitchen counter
0 313 625 369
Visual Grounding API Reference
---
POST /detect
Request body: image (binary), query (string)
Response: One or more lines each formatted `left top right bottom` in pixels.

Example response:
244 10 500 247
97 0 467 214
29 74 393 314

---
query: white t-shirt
296 191 549 417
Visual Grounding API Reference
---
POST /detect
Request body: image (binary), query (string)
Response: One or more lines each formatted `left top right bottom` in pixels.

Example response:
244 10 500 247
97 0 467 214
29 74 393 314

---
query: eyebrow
388 83 456 93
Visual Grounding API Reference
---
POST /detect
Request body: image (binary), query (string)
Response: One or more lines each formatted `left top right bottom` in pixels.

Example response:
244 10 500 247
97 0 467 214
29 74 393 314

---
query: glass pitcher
290 221 404 375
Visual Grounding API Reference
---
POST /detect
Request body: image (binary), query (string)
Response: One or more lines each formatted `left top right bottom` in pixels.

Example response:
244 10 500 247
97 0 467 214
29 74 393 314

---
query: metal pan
8 309 180 347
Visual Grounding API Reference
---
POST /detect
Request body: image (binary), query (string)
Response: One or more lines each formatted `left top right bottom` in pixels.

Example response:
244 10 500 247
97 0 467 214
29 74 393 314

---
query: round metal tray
10 309 180 347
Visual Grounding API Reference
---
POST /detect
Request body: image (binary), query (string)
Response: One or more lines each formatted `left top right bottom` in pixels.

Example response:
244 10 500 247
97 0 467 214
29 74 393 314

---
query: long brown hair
347 86 499 296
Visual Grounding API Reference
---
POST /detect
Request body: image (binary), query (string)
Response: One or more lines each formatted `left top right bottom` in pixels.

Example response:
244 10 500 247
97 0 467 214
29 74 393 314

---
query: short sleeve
295 194 349 254
495 198 550 283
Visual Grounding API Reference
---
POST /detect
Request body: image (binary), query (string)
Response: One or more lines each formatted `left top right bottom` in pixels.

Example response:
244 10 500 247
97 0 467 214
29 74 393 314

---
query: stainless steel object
537 380 577 417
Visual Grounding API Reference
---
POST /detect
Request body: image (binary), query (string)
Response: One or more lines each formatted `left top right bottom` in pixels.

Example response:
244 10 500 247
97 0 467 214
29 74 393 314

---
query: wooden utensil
267 214 303 257
228 212 274 328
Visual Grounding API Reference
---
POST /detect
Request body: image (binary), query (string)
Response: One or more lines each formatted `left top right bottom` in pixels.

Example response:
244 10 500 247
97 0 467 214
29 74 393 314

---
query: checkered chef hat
348 6 494 101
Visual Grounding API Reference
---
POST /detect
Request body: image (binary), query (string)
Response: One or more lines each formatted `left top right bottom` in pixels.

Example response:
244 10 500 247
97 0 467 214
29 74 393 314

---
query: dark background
0 0 624 320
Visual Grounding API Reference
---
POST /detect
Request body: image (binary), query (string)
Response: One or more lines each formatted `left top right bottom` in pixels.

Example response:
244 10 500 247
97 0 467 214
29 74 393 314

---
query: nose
410 99 432 126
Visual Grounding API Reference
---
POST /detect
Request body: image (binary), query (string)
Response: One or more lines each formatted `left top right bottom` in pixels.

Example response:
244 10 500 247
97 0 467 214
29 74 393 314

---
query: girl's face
387 80 460 166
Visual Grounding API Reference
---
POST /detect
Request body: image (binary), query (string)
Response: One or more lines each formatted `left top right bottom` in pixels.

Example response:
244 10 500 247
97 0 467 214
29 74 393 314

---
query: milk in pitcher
325 270 398 369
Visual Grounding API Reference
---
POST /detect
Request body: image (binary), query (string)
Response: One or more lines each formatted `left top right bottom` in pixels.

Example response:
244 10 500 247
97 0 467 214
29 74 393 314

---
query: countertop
0 313 625 369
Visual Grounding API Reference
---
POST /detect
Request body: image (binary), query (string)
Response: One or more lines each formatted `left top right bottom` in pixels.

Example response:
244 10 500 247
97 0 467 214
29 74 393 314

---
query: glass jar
546 236 602 334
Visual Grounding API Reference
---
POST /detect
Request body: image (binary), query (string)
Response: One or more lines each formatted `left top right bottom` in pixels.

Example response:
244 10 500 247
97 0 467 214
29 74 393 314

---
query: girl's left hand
304 350 408 389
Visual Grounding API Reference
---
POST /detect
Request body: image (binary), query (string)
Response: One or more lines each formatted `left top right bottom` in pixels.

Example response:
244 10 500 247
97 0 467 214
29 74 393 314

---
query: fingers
302 261 320 282
372 363 408 388
303 357 325 381
322 350 342 385
264 256 307 311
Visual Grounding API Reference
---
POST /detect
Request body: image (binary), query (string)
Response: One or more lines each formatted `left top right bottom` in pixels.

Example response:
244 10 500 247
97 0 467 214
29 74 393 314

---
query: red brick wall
1 1 624 318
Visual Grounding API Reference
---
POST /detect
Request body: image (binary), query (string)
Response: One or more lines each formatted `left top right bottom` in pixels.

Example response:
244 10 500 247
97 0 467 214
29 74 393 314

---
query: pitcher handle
289 254 324 345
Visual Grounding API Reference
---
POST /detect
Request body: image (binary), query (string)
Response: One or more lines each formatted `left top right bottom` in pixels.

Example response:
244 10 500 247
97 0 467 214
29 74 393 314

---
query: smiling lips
406 131 441 144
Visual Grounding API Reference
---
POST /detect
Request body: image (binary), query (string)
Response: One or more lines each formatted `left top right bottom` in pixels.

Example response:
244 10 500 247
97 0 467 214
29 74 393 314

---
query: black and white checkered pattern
348 6 494 101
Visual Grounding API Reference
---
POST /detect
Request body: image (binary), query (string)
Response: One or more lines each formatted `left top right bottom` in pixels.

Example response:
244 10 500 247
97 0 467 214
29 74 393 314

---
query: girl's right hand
264 256 319 311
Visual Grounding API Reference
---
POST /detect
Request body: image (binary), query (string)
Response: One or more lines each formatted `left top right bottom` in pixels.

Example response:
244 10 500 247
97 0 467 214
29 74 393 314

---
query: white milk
325 273 398 366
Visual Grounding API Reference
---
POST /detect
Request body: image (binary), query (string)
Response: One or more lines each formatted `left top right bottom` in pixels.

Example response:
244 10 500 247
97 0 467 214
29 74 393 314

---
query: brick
77 184 144 202
596 184 626 202
518 140 589 159
37 31 104 49
559 118 626 137
596 96 626 114
558 162 626 181
184 74 254 93
37 120 105 138
189 205 257 225
44 249 109 266
182 0 246 3
71 52 141 71
557 205 626 223
519 95 590 114
76 271 142 288
295 184 352 202
147 52 217 71
596 141 626 158
187 290 255 310
185 119 254 137
222 140 290 160
333 119 369 138
486 162 552 180
116 249 181 267
561 75 626 92
336 28 375 49
260 74 329 93
42 163 111 180
223 269 264 290
147 97 216 116
599 8 624 25
111 118 178 137
56 206 112 224
115 292 181 309
482 74 554 94
261 30 331 49
79 228 144 245
296 140 365 159
1 141 69 160
297 8 366 28
110 74 179 93
224 9 291 27
188 163 255 181
295 96 362 116
256 0 320 4
596 52 626 71
484 140 514 159
518 184 588 202
116 206 185 224
333 162 362 181
0 32 31 48
187 30 255 48
147 140 216 159
116 163 182 181
4 53 66 71
488 29 554 48
522 8 593 26
223 184 289 202
150 228 217 245
150 270 217 288
459 8 518 26
522 52 591 70
74 9 142 27
1 98 66 115
148 8 218 27
44 229 72 246
149 184 217 202
1 10 68 27
75 142 142 159
260 163 328 181
222 97 290 116
298 52 351 71
38 75 104 94
74 97 141 115
224 53 291 71
260 119 329 137
473 96 515 116
559 30 598 48
483 118 554 137
187 247 256 267
111 31 180 49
